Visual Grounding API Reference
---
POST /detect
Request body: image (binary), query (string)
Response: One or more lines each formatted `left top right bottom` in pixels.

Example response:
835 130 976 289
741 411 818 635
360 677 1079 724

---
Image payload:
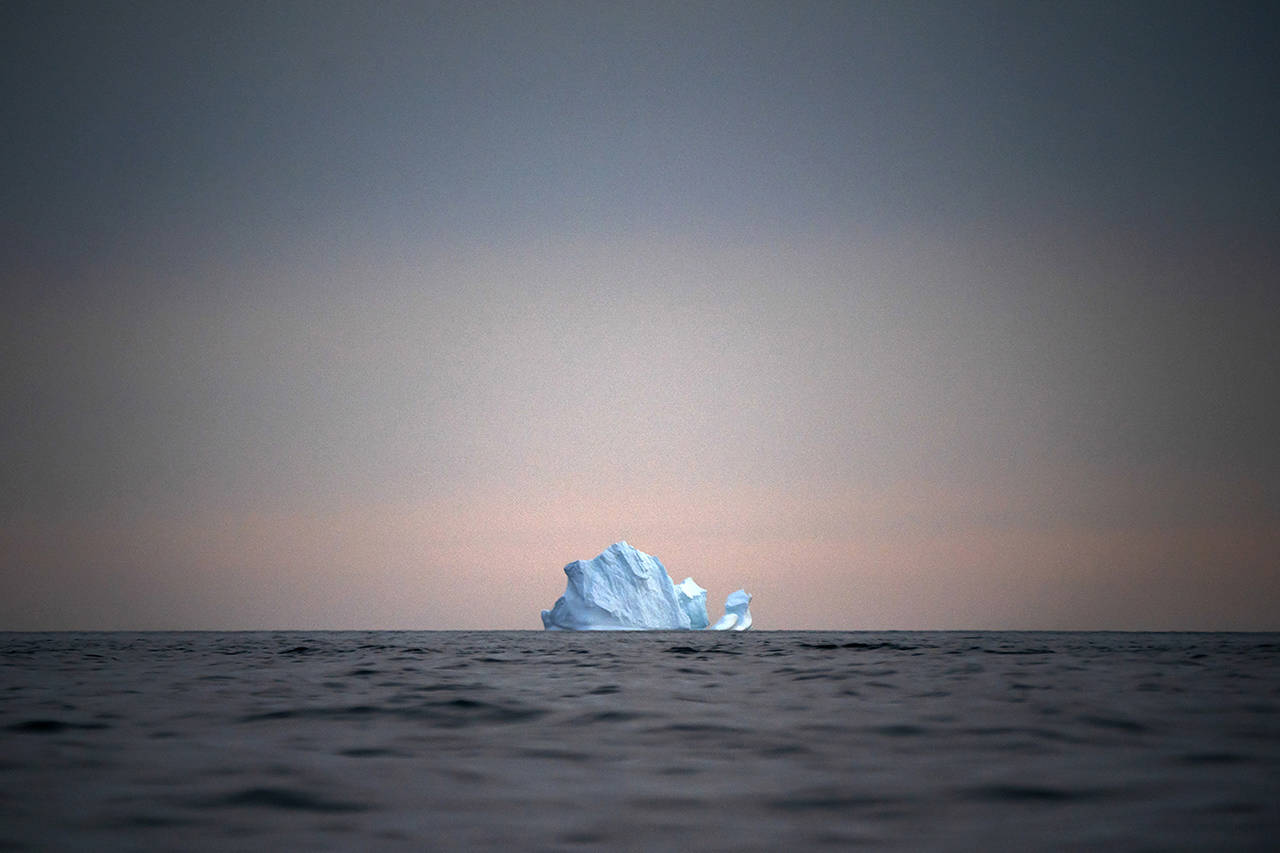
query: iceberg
541 541 690 630
710 589 753 631
541 541 751 631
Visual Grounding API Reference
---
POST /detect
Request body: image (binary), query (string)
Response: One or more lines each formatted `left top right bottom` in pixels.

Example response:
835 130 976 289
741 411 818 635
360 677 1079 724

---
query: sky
2 1 1278 630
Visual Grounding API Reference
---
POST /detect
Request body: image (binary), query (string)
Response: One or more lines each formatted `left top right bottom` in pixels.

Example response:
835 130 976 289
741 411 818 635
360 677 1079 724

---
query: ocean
2 631 1277 851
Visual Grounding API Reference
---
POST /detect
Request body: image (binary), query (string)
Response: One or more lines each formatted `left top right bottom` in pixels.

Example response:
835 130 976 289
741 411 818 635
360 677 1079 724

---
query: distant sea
2 631 1277 851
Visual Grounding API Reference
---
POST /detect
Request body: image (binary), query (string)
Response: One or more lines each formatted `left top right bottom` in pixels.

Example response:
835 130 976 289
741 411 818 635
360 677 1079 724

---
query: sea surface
2 631 1277 851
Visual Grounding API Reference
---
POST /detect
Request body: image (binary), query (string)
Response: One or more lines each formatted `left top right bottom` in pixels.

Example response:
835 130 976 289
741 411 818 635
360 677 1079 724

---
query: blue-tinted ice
540 541 752 630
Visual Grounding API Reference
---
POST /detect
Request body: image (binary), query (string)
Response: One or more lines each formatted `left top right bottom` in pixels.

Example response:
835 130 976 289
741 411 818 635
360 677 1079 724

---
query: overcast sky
3 1 1277 629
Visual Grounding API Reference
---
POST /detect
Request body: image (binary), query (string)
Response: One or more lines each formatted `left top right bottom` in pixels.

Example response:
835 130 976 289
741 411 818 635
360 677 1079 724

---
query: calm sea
2 631 1277 851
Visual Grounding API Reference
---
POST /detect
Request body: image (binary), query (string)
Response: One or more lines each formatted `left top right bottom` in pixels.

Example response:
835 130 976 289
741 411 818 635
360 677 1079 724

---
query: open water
1 631 1277 851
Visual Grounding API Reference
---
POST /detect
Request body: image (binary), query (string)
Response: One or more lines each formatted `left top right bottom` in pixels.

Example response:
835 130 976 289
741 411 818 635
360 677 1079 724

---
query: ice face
541 542 751 631
541 542 693 630
673 577 709 630
710 589 753 631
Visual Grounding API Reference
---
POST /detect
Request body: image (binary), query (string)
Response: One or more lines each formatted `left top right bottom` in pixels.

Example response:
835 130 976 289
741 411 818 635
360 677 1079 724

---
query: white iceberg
541 541 691 630
541 541 751 631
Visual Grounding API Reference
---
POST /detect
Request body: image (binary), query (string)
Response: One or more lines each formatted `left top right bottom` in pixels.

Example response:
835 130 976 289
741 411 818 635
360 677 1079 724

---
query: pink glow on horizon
5 465 1276 630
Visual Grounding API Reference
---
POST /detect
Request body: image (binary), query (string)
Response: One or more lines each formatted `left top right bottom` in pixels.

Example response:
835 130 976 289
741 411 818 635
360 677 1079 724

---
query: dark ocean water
1 631 1277 851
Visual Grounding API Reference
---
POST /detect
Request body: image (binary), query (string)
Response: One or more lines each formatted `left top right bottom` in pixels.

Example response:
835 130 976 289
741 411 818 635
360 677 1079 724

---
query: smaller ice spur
540 541 752 631
711 589 753 631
